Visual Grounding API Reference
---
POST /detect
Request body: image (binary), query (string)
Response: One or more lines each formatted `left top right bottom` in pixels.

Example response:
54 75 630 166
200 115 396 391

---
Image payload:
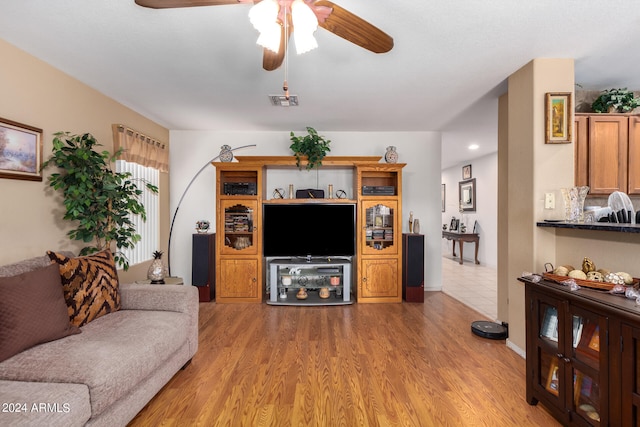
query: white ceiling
1 1 640 168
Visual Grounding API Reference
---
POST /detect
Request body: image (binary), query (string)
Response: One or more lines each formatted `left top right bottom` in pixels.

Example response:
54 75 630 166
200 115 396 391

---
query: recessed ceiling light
468 144 479 150
269 95 299 107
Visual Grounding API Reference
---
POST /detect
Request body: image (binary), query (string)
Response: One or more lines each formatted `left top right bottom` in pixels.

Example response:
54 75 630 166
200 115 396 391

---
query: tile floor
441 254 498 320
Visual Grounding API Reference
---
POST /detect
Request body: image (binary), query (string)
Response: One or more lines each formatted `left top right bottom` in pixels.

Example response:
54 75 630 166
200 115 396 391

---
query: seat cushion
0 264 81 362
47 250 121 327
0 309 189 417
0 380 91 427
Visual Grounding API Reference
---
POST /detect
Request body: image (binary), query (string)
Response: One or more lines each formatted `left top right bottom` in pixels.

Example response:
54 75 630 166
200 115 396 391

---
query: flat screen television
263 203 356 257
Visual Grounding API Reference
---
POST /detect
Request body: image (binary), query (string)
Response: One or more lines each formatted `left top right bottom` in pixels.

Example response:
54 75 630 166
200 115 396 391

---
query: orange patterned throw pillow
47 249 121 327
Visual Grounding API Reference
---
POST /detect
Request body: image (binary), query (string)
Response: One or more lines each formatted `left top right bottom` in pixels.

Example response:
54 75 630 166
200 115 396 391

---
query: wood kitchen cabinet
520 275 640 426
575 113 640 195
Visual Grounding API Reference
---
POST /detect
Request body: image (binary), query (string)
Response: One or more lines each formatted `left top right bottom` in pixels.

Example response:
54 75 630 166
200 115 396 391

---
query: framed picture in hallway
545 92 572 144
459 178 476 212
0 117 43 181
462 164 471 179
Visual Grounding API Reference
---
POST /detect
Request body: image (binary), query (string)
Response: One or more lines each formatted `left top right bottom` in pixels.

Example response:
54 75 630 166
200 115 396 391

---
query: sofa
0 252 199 427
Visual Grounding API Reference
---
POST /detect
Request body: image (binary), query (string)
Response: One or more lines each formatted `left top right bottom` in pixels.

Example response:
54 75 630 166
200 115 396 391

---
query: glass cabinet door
535 300 566 408
220 200 258 255
570 306 606 426
362 200 397 255
622 324 640 426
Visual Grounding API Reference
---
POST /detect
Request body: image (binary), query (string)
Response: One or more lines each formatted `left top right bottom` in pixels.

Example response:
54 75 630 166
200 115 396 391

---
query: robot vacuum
471 321 508 340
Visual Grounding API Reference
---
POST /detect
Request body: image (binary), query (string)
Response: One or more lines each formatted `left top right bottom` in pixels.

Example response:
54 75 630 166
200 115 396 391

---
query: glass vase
561 186 589 222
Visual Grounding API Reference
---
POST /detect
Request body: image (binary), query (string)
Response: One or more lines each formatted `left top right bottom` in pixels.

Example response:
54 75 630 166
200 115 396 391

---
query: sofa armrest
119 283 199 356
120 283 198 314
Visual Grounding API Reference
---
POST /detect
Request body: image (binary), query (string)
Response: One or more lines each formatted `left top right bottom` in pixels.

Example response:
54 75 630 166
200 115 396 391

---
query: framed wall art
545 92 572 144
459 178 476 212
462 164 472 179
0 118 43 181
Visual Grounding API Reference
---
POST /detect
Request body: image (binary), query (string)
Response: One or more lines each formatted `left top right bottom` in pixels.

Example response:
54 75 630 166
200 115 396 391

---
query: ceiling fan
134 0 394 71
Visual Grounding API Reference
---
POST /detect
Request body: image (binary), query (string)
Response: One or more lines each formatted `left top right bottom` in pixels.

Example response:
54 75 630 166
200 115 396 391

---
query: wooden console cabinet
213 156 405 304
520 275 640 426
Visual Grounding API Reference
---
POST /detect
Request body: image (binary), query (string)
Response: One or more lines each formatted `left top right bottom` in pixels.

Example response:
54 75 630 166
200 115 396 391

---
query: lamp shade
248 0 281 53
291 0 318 54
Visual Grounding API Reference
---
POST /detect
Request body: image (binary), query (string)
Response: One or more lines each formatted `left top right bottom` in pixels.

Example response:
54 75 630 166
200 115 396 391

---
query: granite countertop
536 221 640 233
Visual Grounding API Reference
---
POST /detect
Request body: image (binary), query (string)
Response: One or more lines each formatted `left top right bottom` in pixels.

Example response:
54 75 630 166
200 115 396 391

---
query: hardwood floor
128 293 559 426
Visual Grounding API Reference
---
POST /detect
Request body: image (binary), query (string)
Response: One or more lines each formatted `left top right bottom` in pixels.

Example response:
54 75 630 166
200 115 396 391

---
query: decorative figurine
196 220 210 233
296 287 308 300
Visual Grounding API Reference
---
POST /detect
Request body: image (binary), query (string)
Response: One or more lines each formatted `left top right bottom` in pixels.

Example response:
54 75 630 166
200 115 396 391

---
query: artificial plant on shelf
289 126 331 170
41 131 158 270
592 88 640 113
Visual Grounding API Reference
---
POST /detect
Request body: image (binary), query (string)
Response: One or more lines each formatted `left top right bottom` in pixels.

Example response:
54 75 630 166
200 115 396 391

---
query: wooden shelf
231 155 385 167
262 198 357 205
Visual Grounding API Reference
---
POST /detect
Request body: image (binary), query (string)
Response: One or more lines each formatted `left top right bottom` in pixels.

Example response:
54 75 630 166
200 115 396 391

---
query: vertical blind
112 124 165 266
115 160 159 266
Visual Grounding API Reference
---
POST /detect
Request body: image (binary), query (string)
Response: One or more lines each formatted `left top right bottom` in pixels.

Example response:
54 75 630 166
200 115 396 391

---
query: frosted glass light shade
249 0 281 53
291 0 318 54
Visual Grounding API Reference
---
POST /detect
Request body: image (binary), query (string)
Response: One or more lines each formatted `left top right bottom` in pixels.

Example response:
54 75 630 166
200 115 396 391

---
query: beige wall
503 58 575 353
497 93 509 322
0 38 169 283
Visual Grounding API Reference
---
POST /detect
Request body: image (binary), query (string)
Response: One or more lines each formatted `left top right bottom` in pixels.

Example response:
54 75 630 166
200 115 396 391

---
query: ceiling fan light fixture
291 0 318 54
249 0 281 53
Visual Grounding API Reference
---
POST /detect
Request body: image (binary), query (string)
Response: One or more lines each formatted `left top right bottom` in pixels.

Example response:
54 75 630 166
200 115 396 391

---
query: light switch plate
544 193 555 209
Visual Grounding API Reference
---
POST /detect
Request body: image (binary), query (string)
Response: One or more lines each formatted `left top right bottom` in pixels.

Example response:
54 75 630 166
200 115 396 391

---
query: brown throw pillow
0 264 81 362
47 249 121 327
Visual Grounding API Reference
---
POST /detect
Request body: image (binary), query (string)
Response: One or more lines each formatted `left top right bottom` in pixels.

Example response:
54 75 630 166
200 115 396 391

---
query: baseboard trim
506 339 526 359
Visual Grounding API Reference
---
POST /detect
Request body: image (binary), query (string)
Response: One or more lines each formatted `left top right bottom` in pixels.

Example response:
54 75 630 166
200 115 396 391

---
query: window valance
112 124 168 172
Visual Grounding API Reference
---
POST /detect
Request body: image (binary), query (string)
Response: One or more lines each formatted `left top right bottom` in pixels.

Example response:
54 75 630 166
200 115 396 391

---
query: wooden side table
442 231 480 265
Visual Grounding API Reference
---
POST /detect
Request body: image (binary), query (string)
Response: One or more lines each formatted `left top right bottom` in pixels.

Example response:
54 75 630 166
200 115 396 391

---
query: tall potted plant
289 127 331 170
41 132 158 270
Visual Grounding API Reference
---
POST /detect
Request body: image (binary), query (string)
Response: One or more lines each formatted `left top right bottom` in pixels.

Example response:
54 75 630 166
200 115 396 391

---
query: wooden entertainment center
213 156 405 304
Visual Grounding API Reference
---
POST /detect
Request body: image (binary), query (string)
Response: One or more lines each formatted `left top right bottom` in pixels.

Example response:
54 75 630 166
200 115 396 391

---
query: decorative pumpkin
568 270 587 280
553 266 570 276
616 272 634 285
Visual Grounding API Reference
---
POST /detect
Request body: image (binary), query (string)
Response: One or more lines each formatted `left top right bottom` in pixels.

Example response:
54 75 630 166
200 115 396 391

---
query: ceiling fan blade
262 25 290 71
314 0 393 54
134 0 247 9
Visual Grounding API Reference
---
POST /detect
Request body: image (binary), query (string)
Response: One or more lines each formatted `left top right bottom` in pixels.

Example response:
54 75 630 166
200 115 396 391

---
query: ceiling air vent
269 95 299 107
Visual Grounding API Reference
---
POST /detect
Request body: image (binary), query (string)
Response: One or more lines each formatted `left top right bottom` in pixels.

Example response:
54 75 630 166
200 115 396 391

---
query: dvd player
362 185 395 195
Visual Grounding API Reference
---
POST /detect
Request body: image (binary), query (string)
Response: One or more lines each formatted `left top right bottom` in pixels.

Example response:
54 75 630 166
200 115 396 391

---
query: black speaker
402 233 424 302
192 233 215 302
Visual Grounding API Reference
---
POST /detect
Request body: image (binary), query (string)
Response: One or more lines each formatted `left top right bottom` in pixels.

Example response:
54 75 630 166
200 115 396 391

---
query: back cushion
0 264 81 362
47 249 121 327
